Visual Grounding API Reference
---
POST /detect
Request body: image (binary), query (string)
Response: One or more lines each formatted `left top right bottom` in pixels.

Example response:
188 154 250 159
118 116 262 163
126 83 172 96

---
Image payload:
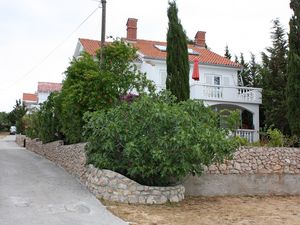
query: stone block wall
204 147 300 175
16 135 185 204
185 147 300 196
85 165 184 204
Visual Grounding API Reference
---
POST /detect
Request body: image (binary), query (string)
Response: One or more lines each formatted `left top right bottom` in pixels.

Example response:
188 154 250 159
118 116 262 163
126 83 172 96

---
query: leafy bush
84 91 237 186
26 92 62 143
0 112 10 131
59 40 154 144
234 136 249 146
267 128 284 147
218 109 241 131
8 99 27 133
284 135 299 147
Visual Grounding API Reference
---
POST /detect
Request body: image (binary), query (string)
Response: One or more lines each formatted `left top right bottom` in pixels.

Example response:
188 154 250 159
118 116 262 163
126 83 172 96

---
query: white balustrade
190 84 262 104
234 129 256 143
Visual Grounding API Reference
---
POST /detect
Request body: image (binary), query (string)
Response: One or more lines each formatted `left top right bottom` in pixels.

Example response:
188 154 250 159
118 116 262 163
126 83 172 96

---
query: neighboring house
22 93 38 112
37 82 62 104
73 18 262 142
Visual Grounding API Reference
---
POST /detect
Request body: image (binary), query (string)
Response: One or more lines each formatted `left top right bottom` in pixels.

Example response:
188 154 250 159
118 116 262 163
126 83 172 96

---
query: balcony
190 84 262 104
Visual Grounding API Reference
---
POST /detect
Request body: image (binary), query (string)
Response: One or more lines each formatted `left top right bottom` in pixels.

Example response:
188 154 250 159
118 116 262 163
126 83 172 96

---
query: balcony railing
190 84 262 104
234 129 257 143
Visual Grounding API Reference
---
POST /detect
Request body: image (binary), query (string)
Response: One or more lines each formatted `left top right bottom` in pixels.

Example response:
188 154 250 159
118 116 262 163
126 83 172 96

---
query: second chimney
195 31 206 48
126 18 138 41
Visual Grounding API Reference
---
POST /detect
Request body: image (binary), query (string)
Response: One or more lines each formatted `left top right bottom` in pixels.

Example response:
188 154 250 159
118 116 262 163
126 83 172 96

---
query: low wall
184 147 300 196
16 135 184 204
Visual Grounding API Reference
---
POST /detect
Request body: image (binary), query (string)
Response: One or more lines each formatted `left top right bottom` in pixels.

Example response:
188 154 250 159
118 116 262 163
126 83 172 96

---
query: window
155 45 167 52
206 74 221 86
214 76 220 85
154 45 199 55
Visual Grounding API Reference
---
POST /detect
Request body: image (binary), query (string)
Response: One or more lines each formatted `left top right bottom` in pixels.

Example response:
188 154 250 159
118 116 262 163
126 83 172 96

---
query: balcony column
252 107 260 142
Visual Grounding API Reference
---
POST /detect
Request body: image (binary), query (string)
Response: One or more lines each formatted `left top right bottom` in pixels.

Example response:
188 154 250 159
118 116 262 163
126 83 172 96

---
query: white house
37 82 62 104
22 93 38 113
73 18 262 142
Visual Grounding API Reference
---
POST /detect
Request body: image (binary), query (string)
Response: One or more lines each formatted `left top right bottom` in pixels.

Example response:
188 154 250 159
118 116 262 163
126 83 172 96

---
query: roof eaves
142 56 241 69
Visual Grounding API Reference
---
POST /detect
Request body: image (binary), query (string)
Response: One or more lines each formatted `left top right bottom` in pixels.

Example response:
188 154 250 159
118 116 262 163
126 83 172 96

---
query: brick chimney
126 18 138 41
195 31 206 48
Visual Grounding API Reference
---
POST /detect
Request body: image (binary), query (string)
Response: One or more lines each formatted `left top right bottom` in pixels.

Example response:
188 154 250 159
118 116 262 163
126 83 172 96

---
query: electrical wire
0 6 99 92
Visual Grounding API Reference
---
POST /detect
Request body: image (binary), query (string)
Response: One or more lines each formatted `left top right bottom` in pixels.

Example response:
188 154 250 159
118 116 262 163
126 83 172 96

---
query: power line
0 6 99 93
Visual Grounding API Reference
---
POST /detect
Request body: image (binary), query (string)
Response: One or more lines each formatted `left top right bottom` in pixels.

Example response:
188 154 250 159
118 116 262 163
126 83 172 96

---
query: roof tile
79 38 241 68
37 82 62 92
23 93 37 102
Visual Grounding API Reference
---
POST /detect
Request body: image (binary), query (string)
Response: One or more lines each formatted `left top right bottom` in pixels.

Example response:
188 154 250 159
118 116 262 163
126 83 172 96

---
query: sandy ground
102 196 300 225
0 132 9 139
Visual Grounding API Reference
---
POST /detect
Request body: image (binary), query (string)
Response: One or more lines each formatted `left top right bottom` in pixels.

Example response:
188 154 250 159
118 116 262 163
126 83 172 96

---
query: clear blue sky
0 0 292 112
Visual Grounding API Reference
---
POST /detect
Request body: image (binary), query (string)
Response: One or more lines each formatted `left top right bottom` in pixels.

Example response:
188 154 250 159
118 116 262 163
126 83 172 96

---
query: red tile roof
23 93 37 102
79 38 101 56
79 38 241 68
38 82 62 92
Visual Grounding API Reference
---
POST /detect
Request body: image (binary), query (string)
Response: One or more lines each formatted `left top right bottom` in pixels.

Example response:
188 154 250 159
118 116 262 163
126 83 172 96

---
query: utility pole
100 0 106 64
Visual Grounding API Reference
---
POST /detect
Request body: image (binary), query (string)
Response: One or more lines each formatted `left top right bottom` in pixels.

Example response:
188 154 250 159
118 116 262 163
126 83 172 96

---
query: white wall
38 92 50 104
139 59 240 90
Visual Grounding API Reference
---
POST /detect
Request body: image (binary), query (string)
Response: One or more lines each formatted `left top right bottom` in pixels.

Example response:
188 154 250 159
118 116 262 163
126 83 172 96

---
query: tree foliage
26 40 154 144
8 99 27 133
224 45 232 60
236 53 262 87
26 93 62 143
166 1 190 101
58 41 154 144
287 0 300 136
261 19 290 134
0 112 10 131
84 91 237 186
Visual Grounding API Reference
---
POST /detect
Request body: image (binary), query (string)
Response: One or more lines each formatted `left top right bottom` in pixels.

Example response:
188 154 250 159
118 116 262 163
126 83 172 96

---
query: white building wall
38 92 50 104
139 59 240 90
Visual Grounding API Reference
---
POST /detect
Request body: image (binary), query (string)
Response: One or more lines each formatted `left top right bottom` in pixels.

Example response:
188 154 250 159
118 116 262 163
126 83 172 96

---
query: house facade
22 93 38 113
73 18 262 142
22 82 62 113
37 82 62 104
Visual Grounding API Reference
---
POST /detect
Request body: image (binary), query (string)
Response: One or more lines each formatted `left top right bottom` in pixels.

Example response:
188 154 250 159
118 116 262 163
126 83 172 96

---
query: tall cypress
287 0 300 136
224 45 232 59
262 19 289 134
166 1 190 101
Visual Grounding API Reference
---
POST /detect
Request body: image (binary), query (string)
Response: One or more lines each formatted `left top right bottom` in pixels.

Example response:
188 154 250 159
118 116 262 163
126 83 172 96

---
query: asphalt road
0 135 128 225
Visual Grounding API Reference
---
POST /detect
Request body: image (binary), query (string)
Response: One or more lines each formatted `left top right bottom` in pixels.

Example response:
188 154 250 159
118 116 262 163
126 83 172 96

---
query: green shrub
59 40 154 144
84 91 237 186
283 135 299 147
234 136 249 146
26 92 62 143
267 128 284 147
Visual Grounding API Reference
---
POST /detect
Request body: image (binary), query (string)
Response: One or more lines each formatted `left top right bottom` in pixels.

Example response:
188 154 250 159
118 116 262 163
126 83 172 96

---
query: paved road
0 135 128 225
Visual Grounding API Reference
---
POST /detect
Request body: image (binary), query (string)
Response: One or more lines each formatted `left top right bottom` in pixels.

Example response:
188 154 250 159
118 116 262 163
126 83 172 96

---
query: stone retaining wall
185 147 300 196
16 135 184 204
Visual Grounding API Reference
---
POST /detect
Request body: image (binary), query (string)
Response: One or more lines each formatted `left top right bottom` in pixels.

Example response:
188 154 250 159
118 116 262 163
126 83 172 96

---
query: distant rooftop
38 82 62 92
22 93 37 102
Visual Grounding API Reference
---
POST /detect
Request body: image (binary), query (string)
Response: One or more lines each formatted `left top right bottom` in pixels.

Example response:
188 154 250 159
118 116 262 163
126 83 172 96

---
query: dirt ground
102 196 300 225
0 132 9 138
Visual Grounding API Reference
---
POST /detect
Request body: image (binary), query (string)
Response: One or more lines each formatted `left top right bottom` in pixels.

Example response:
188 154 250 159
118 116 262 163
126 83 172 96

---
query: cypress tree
248 53 262 87
224 45 232 59
287 0 300 136
262 19 289 134
239 53 250 86
166 1 190 101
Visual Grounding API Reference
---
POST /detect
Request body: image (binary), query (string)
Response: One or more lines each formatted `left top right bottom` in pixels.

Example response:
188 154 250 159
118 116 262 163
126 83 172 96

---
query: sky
0 0 292 112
